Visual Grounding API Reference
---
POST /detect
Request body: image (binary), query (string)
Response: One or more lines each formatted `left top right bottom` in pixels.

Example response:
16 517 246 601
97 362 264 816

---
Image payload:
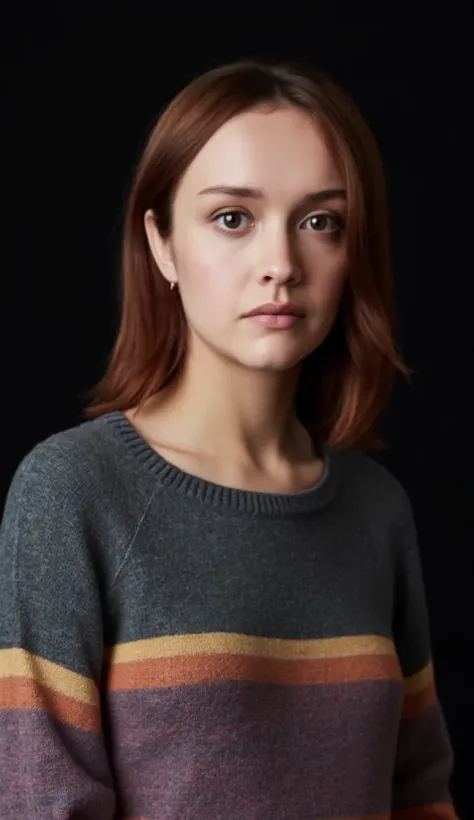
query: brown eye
214 211 251 232
302 213 342 232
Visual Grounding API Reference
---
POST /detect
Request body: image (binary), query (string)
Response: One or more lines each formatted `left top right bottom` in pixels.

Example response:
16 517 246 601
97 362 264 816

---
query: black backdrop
1 3 471 814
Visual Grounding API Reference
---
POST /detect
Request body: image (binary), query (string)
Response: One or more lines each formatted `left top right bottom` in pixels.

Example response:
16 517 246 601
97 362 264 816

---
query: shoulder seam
107 481 162 594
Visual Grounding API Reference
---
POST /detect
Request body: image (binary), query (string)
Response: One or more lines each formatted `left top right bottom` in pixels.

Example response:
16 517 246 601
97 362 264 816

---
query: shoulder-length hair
84 59 411 451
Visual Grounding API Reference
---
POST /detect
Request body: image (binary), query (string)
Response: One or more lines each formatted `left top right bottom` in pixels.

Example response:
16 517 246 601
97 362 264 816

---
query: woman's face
146 105 348 373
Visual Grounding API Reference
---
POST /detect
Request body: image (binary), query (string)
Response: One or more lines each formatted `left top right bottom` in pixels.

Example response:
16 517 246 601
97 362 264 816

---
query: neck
139 344 313 472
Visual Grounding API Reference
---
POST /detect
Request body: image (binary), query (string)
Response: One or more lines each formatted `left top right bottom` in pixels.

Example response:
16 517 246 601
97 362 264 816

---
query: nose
257 224 300 287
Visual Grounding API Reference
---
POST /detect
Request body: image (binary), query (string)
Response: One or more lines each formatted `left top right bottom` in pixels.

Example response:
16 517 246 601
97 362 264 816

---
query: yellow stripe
403 661 434 695
0 647 98 706
107 632 396 665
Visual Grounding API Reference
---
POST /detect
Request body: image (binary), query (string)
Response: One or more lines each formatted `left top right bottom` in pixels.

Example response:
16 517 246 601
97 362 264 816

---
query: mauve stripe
402 682 436 718
0 710 115 816
107 651 401 691
106 678 403 818
124 811 457 819
393 704 454 809
0 677 99 733
392 804 457 819
124 816 392 820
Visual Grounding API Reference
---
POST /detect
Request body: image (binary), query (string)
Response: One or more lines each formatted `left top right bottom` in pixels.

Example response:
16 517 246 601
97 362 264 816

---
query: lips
242 302 304 330
243 302 305 318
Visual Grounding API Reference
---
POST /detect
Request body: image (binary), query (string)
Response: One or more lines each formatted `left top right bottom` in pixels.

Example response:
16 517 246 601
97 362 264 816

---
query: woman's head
85 60 410 450
146 104 348 376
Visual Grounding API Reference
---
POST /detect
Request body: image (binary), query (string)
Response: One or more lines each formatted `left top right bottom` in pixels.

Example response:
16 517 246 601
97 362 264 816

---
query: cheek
304 245 348 305
175 237 237 317
327 264 348 305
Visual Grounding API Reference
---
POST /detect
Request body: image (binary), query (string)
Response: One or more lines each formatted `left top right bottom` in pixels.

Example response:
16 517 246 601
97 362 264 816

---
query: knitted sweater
0 411 456 819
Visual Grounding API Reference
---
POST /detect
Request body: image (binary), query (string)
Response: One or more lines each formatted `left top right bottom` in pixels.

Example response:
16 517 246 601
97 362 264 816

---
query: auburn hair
84 59 411 451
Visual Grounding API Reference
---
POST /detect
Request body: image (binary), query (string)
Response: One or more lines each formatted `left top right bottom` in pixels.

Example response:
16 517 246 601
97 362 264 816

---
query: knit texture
0 411 456 819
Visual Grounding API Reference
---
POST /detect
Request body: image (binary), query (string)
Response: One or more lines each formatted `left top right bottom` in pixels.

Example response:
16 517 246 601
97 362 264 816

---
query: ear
144 209 177 286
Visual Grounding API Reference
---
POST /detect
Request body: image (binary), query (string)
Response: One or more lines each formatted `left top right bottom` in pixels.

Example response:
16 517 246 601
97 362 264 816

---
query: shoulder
7 415 117 502
334 448 414 527
2 413 149 541
1 415 148 596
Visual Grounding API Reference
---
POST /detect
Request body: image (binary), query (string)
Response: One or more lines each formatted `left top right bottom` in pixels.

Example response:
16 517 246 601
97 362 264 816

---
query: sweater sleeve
0 442 116 819
391 493 458 819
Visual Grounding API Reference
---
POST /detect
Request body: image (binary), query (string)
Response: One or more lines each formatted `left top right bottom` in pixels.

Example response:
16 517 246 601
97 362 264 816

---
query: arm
0 443 116 819
392 494 458 819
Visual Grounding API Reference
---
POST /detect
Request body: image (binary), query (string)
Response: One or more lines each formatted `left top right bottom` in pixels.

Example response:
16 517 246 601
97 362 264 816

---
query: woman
0 60 457 819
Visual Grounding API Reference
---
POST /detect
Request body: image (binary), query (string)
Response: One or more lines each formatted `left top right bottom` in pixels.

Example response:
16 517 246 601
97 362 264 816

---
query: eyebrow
198 185 347 205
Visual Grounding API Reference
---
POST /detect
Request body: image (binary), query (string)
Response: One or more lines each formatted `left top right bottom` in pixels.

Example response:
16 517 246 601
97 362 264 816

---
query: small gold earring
170 282 176 291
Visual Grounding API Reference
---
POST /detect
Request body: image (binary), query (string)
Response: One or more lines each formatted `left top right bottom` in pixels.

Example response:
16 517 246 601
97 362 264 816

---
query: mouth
246 313 301 329
242 302 305 329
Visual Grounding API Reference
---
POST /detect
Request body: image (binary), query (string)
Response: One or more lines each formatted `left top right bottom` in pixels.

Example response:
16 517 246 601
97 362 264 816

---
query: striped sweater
0 411 457 819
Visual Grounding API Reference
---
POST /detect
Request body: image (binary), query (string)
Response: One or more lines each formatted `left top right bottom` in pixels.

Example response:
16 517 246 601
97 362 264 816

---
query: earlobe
143 209 176 285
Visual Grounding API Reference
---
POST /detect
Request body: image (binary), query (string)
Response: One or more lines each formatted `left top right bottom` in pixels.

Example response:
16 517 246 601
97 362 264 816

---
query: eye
214 210 251 233
301 213 343 233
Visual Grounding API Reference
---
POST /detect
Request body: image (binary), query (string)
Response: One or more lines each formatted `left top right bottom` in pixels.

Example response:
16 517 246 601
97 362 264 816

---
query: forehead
179 106 342 197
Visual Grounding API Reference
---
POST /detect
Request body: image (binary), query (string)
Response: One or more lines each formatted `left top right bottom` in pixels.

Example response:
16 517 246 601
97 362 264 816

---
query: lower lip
246 314 300 329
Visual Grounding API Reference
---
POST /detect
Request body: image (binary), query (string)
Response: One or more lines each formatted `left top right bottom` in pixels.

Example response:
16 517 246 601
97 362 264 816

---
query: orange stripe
393 803 458 819
0 676 100 734
0 647 98 706
402 680 437 718
108 652 401 691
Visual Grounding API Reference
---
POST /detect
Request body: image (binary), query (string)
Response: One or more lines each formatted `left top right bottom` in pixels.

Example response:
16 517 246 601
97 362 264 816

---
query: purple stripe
2 687 453 818
393 702 454 808
0 710 115 818
106 679 403 819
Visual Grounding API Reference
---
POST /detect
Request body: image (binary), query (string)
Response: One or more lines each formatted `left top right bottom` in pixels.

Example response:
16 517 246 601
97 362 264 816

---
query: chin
240 348 310 373
249 336 317 370
207 335 316 373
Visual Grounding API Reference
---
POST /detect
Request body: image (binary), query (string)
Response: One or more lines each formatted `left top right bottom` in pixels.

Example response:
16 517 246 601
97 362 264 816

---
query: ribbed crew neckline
103 411 341 517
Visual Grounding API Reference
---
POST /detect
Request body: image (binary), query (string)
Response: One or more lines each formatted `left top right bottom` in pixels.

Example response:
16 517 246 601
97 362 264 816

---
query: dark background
1 2 471 814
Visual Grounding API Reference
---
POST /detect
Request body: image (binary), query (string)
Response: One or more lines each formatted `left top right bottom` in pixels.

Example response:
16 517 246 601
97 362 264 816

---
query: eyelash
212 209 345 237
